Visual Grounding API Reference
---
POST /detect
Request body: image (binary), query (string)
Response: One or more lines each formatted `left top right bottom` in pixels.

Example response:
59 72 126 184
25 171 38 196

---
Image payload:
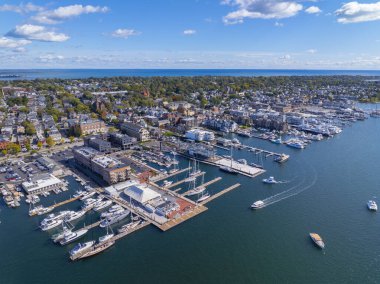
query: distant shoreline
1 69 380 80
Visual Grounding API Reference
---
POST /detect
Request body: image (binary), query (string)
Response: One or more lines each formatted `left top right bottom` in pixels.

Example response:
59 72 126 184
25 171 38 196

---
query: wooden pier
201 183 241 205
182 177 222 196
151 167 191 182
50 195 81 209
165 171 205 189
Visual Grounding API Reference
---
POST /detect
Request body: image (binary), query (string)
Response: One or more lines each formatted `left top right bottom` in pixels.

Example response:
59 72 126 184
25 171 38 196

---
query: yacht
37 206 54 215
309 233 325 249
52 226 72 243
40 219 63 231
41 211 70 225
251 200 265 209
76 241 115 260
60 228 88 245
286 141 305 149
69 241 96 257
185 186 206 197
367 200 378 211
270 137 282 144
274 154 289 163
101 206 124 218
81 198 97 210
80 191 96 201
99 233 114 243
262 176 277 184
118 220 141 234
64 210 86 222
93 200 113 212
99 210 130 228
29 205 43 216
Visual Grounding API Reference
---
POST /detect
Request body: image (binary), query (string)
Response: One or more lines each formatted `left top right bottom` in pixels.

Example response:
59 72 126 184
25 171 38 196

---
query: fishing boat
251 200 265 209
262 176 277 184
367 200 378 211
60 228 88 245
309 233 325 249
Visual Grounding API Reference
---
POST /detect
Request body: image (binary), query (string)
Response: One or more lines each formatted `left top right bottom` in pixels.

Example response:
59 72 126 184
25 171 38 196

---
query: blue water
1 69 380 80
1 116 380 283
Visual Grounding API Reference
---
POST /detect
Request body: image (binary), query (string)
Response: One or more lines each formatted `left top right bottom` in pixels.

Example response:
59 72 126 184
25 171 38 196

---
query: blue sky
1 0 380 69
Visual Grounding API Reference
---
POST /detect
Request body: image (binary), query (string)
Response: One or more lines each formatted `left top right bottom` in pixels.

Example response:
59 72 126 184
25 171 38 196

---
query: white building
123 184 161 205
185 129 215 142
22 174 63 195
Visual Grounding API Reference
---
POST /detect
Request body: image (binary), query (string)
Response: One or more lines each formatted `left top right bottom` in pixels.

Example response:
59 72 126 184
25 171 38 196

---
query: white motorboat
367 200 378 211
41 211 70 225
40 219 63 231
64 210 86 222
60 228 88 245
100 208 125 218
251 200 265 209
163 180 173 187
69 241 96 257
262 176 277 184
80 191 96 201
99 210 130 228
93 200 113 212
37 206 54 215
52 226 72 243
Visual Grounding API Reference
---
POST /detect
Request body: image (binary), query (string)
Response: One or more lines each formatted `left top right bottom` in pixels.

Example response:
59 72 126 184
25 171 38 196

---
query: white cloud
274 21 284 27
32 4 109 24
111 29 140 39
38 54 65 63
336 1 380 23
0 3 43 13
305 6 321 14
7 24 69 42
183 29 197 35
0 37 31 48
279 54 291 60
307 49 317 54
222 0 303 24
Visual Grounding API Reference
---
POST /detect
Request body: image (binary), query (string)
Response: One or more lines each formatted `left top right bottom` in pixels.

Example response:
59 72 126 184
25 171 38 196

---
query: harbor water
1 117 380 283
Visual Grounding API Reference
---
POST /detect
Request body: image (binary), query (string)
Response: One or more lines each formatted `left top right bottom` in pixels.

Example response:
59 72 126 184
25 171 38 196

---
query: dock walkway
201 183 241 205
182 177 222 196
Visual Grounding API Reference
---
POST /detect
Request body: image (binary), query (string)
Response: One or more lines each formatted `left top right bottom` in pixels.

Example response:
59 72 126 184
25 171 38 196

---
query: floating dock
201 183 241 205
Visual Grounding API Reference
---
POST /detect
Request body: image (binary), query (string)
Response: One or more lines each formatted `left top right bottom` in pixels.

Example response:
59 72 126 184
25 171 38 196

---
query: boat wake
260 161 318 208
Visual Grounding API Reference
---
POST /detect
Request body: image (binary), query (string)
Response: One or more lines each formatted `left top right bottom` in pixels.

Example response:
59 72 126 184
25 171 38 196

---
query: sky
1 0 380 69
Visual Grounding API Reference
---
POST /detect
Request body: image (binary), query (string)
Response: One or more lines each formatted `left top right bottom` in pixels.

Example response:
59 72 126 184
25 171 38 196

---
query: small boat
37 206 54 215
262 176 277 184
163 180 173 187
309 233 325 249
60 228 88 245
250 163 263 169
237 159 247 165
367 200 378 211
270 138 282 144
274 154 289 163
69 241 96 258
286 141 305 149
251 200 265 209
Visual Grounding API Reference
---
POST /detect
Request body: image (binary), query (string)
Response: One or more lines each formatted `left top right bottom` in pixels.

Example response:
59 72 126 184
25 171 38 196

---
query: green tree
69 136 75 143
46 137 55 147
37 141 43 149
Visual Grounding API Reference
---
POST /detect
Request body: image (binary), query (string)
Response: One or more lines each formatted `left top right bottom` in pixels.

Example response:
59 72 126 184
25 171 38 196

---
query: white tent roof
124 184 161 204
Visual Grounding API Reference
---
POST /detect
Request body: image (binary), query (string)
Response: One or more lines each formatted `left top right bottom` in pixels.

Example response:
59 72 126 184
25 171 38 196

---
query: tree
1 149 7 156
46 137 55 147
37 141 43 149
7 143 21 155
69 136 75 143
22 121 36 135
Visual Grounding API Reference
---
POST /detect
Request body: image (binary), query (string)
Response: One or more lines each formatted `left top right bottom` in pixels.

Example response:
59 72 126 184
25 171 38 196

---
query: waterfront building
21 173 63 195
185 129 215 142
109 133 137 150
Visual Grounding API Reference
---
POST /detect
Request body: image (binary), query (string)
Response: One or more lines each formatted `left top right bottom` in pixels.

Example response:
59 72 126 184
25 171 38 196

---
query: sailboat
219 145 238 174
197 190 211 203
185 173 206 196
189 159 201 177
99 223 114 243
